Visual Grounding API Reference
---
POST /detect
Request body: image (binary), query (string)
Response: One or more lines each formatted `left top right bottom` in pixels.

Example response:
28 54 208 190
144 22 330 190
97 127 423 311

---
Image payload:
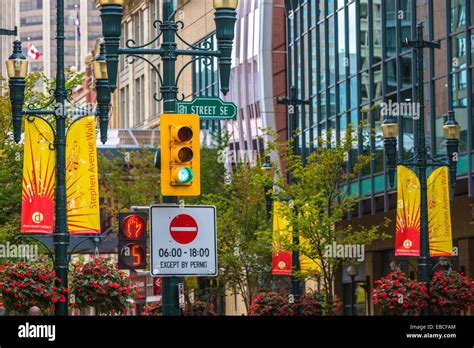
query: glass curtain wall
285 0 474 207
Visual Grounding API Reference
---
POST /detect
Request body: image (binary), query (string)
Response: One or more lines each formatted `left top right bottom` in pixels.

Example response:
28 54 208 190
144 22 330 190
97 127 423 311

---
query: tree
98 147 161 220
274 125 391 310
202 160 273 312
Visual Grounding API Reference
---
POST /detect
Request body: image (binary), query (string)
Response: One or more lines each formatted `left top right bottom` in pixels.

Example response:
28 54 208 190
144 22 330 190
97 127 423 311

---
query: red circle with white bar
170 214 198 244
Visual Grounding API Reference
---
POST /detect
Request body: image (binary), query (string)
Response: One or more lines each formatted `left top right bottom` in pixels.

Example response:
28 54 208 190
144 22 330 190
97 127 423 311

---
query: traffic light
160 114 200 196
118 213 147 270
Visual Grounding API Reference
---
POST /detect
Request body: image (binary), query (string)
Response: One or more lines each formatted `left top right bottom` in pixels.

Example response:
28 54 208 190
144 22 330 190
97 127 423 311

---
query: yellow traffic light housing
161 114 200 196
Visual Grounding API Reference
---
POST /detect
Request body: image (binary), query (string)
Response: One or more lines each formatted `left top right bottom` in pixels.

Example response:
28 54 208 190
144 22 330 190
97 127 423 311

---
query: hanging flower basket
299 291 342 316
248 291 296 316
0 260 67 315
70 257 135 315
429 270 474 315
298 290 325 316
372 270 429 315
142 301 162 316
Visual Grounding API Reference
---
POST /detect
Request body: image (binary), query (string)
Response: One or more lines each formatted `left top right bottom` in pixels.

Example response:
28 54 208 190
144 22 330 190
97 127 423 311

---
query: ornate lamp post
346 264 359 316
97 0 238 315
383 23 460 315
6 1 111 316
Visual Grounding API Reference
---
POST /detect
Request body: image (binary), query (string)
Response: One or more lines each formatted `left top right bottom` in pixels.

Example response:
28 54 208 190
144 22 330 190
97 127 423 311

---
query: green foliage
202 157 273 311
98 148 162 219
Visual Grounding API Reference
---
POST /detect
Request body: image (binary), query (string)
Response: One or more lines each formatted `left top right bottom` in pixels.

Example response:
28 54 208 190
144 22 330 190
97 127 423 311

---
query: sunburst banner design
427 167 453 257
272 201 292 275
21 117 56 234
66 116 100 234
272 201 319 275
395 165 421 256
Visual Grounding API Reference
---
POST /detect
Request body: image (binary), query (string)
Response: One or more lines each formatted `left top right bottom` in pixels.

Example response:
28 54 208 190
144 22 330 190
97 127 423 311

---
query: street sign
153 277 162 296
150 205 217 277
133 275 147 299
170 214 198 244
176 97 237 120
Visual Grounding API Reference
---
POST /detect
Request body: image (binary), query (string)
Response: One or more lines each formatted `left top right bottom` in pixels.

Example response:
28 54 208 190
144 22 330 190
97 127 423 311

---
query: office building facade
284 0 474 314
18 0 102 77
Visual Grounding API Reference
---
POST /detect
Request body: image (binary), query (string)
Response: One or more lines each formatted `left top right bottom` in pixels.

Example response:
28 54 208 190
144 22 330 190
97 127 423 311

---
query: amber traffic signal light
160 114 201 196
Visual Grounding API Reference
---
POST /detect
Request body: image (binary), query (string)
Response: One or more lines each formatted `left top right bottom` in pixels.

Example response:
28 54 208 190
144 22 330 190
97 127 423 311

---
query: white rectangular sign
150 205 217 277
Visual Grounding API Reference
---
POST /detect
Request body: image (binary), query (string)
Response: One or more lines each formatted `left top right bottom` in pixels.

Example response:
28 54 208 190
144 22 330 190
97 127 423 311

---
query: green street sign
177 97 237 120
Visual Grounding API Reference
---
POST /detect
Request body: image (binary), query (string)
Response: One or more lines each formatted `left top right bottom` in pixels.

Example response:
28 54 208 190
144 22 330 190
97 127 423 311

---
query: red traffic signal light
118 213 147 270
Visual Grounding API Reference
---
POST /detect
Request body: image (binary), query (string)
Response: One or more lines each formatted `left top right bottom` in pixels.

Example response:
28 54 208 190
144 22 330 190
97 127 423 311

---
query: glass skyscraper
284 0 474 314
285 0 474 211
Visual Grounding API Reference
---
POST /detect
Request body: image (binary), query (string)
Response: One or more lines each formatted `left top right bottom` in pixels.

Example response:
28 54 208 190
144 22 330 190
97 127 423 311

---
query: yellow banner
66 116 100 234
427 167 453 256
299 237 320 273
21 117 56 234
272 202 319 275
395 165 421 256
272 201 292 275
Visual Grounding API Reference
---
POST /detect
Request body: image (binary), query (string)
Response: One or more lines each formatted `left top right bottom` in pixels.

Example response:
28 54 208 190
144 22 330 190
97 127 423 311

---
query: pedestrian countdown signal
118 213 147 270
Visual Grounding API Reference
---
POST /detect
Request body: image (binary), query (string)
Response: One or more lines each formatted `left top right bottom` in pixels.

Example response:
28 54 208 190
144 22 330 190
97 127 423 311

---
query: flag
395 165 421 256
21 117 56 234
66 116 101 234
27 43 40 61
272 201 292 276
427 167 453 256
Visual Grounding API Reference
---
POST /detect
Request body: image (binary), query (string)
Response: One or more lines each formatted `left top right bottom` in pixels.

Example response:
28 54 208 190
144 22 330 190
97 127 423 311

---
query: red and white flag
28 43 41 61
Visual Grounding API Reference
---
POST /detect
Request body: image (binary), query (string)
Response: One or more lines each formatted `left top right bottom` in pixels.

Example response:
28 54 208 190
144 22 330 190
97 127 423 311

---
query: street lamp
5 0 112 316
97 0 238 316
381 115 398 189
93 43 112 145
346 264 359 316
444 111 461 197
6 40 28 143
383 23 459 315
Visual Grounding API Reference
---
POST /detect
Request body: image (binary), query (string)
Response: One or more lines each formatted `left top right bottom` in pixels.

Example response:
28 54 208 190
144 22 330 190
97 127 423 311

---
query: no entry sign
170 214 198 244
150 205 217 277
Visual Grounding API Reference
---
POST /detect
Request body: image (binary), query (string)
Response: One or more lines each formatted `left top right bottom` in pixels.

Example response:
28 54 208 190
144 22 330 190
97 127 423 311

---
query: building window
150 0 160 47
120 85 129 128
134 10 144 46
135 77 143 126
